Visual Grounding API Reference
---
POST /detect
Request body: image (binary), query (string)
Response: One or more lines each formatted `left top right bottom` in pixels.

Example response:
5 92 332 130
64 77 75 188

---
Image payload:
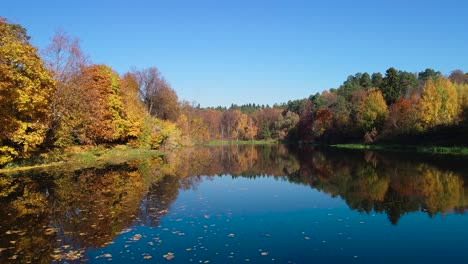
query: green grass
0 145 164 174
331 144 468 155
206 140 279 146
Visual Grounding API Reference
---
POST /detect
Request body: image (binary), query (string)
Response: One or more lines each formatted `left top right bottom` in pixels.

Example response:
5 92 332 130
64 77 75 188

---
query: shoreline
330 143 468 155
0 146 164 174
3 142 468 174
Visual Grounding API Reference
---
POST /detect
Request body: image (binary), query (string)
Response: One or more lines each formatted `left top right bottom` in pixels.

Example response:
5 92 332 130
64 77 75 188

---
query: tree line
1 17 467 166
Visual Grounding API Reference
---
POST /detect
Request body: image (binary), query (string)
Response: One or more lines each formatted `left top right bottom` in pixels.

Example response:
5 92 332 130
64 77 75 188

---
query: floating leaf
132 234 142 241
163 252 174 260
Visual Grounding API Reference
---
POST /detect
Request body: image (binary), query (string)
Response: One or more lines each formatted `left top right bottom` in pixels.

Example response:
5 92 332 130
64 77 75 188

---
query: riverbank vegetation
331 144 468 155
1 17 467 167
0 145 163 174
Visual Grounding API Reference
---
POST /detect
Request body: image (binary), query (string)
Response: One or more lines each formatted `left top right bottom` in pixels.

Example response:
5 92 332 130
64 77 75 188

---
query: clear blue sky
3 0 468 107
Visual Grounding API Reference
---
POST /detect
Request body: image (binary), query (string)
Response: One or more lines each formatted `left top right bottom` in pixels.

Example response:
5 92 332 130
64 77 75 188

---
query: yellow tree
455 83 468 122
418 77 458 128
0 18 54 165
241 115 258 140
418 78 440 127
120 73 146 141
435 76 458 125
356 88 388 133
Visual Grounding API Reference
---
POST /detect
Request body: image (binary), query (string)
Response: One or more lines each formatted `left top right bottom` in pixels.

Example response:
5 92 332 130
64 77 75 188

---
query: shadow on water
0 145 467 262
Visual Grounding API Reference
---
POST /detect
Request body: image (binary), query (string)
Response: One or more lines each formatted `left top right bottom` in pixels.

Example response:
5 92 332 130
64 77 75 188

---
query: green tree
260 122 272 139
360 72 372 90
418 68 441 81
398 71 418 97
371 72 383 88
381 67 401 104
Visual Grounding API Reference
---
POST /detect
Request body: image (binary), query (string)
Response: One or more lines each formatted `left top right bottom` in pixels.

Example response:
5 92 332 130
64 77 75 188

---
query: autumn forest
1 18 468 167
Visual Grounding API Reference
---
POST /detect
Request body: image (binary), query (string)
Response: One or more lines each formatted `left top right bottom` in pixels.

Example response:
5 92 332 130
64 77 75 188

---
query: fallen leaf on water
132 234 142 241
163 252 174 260
96 253 112 258
44 228 58 235
117 228 132 235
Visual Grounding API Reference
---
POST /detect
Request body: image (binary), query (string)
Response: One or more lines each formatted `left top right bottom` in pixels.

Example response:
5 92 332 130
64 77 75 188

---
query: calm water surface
1 145 467 263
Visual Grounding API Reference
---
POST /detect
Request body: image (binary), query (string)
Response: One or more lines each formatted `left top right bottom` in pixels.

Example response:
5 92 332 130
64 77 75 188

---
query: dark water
1 145 468 263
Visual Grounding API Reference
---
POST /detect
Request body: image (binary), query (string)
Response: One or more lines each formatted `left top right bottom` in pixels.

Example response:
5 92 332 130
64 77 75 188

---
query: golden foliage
138 116 182 149
356 88 388 132
0 19 54 165
418 77 459 128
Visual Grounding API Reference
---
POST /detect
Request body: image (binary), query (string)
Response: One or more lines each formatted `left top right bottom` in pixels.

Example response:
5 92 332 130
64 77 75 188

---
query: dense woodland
1 18 468 166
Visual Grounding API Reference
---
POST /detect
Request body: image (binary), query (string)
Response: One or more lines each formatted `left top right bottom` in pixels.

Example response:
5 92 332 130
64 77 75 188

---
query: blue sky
3 0 468 107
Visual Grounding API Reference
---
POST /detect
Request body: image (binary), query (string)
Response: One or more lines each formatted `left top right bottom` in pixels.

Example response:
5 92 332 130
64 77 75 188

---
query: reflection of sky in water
86 176 468 263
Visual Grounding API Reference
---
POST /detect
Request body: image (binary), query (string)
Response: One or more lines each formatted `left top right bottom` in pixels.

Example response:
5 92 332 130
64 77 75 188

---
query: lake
1 145 467 263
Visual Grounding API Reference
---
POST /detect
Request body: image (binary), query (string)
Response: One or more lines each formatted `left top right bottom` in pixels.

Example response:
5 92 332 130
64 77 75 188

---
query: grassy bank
0 145 164 174
331 144 468 155
206 140 279 146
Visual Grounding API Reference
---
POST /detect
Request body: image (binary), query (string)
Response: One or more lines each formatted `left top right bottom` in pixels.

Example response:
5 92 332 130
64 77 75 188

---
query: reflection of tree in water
0 164 151 262
0 145 467 262
167 145 467 225
296 148 467 225
0 173 55 263
51 166 147 248
139 175 183 226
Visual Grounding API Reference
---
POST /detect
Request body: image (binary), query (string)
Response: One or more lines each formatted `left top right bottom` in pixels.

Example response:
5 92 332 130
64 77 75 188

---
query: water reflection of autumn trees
0 163 162 262
0 145 467 262
166 145 467 224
